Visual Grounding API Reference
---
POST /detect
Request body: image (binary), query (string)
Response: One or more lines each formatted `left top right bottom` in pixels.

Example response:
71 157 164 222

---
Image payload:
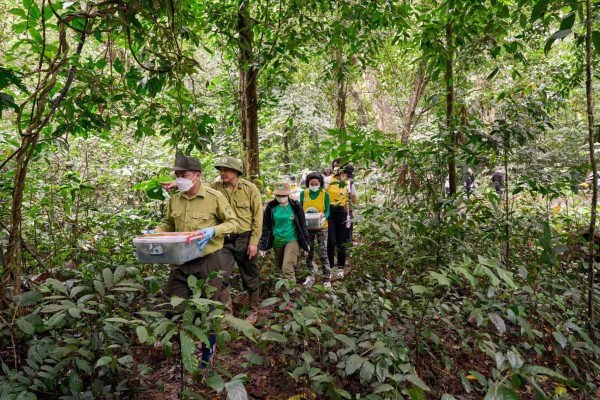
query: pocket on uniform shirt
171 211 183 228
235 201 250 210
190 212 211 230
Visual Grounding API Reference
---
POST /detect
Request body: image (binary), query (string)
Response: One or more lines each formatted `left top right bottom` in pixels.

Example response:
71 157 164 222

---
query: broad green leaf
407 386 425 400
16 318 35 335
552 331 568 348
180 330 198 374
592 31 600 54
345 354 365 375
334 334 357 350
12 290 43 306
170 296 185 308
224 375 248 400
205 373 225 392
441 395 457 400
95 356 112 368
404 374 430 391
103 268 113 290
46 278 68 295
261 331 287 344
489 313 506 334
136 326 149 343
360 360 375 381
410 285 431 295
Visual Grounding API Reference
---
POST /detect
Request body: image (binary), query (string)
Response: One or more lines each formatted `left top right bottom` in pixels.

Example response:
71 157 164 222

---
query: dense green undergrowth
1 180 599 399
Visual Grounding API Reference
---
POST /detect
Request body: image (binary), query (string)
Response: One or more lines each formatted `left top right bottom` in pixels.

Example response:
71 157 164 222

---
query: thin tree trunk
402 61 431 144
503 136 510 268
282 126 291 173
238 0 260 180
335 50 347 132
336 77 347 132
446 20 456 195
2 22 88 307
585 0 597 342
349 84 369 127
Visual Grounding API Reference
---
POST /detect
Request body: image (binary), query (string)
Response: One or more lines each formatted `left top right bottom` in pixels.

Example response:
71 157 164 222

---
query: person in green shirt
258 182 310 287
300 172 331 288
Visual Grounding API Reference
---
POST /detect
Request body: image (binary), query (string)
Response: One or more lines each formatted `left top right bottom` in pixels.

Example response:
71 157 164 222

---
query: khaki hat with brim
214 156 243 175
273 182 291 195
172 151 202 172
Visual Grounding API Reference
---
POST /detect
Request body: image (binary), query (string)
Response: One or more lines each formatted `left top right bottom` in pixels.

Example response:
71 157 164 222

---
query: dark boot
245 290 259 326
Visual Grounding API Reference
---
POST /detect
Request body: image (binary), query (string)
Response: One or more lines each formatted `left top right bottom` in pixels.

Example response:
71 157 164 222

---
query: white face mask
176 175 197 192
309 185 320 192
276 196 288 204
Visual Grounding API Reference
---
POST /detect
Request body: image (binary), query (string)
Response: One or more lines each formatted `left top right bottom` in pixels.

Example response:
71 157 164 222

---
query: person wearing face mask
324 158 342 190
326 163 354 278
149 152 239 371
258 182 310 289
159 156 262 325
300 172 331 288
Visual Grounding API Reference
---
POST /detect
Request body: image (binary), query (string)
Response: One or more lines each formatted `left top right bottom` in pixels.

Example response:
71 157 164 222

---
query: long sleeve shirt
155 184 239 256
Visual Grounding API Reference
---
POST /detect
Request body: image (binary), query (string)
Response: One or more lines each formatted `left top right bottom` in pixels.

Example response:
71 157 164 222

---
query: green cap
214 156 243 175
172 151 202 172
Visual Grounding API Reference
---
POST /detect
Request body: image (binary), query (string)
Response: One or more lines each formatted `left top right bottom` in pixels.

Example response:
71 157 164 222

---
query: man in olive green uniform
153 153 239 300
210 156 263 326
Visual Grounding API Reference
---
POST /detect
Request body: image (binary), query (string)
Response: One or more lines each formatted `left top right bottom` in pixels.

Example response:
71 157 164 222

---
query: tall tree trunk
402 61 431 144
335 50 347 132
365 67 398 136
282 125 291 173
2 22 88 307
446 20 456 195
349 84 369 127
238 0 260 180
585 0 597 342
336 77 347 132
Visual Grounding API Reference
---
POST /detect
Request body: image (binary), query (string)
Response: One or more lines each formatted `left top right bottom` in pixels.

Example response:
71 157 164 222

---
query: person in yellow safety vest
300 172 332 288
326 163 354 278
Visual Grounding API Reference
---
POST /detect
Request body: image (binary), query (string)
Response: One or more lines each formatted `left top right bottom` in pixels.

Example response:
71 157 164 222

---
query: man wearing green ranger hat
211 156 263 326
161 155 263 326
152 152 239 299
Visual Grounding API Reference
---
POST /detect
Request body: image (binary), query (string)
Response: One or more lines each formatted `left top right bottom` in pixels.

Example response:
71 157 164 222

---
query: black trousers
327 206 349 268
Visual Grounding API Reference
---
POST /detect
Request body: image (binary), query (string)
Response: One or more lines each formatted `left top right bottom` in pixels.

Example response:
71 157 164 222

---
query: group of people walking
147 152 356 371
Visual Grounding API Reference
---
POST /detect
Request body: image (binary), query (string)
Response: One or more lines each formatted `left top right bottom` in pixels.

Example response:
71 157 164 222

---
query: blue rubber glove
146 229 156 234
197 227 215 252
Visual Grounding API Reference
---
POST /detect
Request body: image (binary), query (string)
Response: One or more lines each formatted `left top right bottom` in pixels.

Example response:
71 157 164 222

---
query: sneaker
336 269 344 278
303 276 315 286
324 281 332 289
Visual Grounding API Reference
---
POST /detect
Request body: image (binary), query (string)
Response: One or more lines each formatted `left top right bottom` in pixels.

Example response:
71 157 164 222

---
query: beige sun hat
273 182 291 195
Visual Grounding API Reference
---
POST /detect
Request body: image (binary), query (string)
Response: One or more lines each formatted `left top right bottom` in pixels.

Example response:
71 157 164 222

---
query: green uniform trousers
164 250 223 300
220 235 260 293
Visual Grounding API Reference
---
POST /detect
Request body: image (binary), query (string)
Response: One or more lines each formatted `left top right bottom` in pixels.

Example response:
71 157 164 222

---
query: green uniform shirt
210 178 263 246
155 184 239 256
272 204 298 248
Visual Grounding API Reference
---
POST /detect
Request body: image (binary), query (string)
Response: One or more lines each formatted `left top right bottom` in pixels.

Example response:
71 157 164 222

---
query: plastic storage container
305 213 324 230
133 232 204 265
